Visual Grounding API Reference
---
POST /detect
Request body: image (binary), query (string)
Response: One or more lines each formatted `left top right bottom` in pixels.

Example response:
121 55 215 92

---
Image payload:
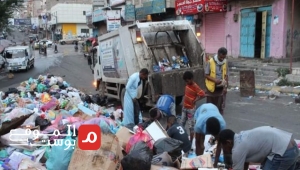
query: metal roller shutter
205 13 226 54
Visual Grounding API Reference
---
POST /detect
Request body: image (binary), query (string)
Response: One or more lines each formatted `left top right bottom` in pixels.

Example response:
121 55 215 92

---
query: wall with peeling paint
286 0 300 60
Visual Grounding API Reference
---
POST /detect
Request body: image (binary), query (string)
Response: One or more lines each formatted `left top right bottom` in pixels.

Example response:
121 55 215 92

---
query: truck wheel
121 88 125 108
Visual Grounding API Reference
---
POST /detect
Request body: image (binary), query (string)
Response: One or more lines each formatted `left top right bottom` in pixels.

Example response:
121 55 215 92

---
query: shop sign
135 0 166 20
106 10 121 32
204 0 227 12
92 9 107 22
125 4 135 21
175 0 227 15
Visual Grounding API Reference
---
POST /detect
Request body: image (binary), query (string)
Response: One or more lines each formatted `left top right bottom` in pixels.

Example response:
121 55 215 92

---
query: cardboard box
116 126 133 150
180 154 213 169
150 165 179 170
68 133 123 170
143 120 168 143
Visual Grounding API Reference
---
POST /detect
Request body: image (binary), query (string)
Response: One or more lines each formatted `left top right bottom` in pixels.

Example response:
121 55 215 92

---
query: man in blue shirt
194 103 226 167
149 94 176 128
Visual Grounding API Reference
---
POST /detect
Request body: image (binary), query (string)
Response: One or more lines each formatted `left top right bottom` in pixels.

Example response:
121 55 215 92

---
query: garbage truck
88 20 205 107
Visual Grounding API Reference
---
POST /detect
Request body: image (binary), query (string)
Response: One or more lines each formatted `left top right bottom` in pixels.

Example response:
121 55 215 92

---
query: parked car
34 40 53 49
39 40 53 47
59 38 78 45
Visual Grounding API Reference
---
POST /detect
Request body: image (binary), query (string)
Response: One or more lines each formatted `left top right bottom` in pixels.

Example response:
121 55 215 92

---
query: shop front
175 0 227 56
92 8 107 36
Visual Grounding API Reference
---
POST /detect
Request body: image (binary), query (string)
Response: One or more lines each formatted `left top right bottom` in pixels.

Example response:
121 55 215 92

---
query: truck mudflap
147 67 205 103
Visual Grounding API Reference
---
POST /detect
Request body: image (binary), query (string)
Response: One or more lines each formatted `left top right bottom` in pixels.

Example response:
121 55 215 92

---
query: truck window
5 50 26 58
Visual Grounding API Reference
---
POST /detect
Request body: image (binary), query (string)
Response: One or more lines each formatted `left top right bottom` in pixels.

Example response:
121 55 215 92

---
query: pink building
198 0 299 61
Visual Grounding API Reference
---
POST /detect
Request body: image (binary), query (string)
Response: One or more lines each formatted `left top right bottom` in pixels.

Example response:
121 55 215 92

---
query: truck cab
89 20 205 107
3 46 34 72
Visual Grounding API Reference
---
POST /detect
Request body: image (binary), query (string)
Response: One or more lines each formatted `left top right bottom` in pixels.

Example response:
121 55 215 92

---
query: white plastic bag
49 77 58 86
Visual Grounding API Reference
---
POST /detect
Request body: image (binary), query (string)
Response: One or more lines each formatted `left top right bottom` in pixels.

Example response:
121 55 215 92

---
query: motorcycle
54 44 58 53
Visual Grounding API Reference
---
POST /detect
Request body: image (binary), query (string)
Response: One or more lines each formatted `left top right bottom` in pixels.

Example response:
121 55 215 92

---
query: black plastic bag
91 94 107 106
5 88 19 96
121 141 153 170
153 137 183 161
35 116 51 131
133 99 140 125
84 95 92 103
57 82 66 89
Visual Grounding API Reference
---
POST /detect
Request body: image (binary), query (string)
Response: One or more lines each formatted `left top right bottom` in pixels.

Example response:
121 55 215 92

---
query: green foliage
0 0 23 31
275 67 290 77
277 78 300 86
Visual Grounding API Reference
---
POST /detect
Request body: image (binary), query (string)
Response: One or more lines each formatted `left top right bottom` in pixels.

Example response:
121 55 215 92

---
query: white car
39 40 53 47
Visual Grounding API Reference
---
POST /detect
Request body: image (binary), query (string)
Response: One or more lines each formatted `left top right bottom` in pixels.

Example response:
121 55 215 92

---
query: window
83 11 86 15
81 29 89 33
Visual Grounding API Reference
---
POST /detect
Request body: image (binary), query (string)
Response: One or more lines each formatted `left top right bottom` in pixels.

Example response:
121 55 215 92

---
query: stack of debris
0 74 299 170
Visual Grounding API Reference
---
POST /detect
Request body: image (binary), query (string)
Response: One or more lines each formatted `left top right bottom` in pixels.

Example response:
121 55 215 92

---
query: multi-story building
48 3 93 40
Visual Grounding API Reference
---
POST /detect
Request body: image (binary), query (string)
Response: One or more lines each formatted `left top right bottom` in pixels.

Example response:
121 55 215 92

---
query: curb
228 84 300 95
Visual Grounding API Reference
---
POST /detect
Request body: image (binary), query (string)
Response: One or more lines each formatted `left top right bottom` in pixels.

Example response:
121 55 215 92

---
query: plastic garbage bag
41 98 58 112
45 135 75 170
41 93 51 103
125 127 153 153
49 77 58 86
2 108 33 122
37 83 47 93
153 137 183 161
121 141 153 170
91 94 107 106
21 113 38 127
46 110 57 120
35 116 51 131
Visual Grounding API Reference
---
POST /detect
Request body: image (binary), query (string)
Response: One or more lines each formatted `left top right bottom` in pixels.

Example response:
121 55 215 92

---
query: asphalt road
1 31 300 139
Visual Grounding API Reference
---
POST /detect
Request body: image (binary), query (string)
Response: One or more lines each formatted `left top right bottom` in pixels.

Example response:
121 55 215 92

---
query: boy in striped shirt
181 71 206 142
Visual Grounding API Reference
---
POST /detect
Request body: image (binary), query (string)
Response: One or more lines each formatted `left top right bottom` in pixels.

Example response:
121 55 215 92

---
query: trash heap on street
0 75 299 170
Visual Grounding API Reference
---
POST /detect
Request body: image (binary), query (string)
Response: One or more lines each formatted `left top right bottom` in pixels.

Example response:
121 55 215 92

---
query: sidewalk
227 57 300 95
228 83 300 95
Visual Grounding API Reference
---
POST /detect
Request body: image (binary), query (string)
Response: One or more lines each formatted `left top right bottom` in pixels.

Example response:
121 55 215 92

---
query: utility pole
46 16 48 39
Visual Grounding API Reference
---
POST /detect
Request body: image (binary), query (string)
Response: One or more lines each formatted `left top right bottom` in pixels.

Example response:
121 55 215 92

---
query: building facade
194 0 298 60
49 3 93 40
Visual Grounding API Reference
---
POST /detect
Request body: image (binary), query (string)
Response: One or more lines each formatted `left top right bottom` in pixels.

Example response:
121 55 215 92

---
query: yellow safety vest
205 58 227 92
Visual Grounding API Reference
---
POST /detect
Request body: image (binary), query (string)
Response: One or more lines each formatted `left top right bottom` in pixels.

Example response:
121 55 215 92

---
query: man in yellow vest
205 47 228 115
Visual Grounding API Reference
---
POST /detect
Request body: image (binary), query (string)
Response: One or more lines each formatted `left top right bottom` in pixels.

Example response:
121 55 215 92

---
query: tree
0 0 23 32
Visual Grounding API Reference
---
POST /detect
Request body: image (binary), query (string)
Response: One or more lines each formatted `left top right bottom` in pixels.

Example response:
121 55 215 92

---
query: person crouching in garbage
166 115 191 156
149 94 176 130
219 126 299 170
194 103 226 168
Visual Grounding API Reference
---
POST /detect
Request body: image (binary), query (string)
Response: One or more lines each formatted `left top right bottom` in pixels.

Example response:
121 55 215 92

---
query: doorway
240 6 271 58
255 12 262 58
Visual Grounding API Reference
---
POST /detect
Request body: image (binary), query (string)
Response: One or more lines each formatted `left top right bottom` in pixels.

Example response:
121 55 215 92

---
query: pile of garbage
0 74 123 170
153 56 190 72
0 74 299 170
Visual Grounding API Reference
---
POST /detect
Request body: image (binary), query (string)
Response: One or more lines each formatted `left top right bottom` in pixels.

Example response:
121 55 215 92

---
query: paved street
1 31 300 139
